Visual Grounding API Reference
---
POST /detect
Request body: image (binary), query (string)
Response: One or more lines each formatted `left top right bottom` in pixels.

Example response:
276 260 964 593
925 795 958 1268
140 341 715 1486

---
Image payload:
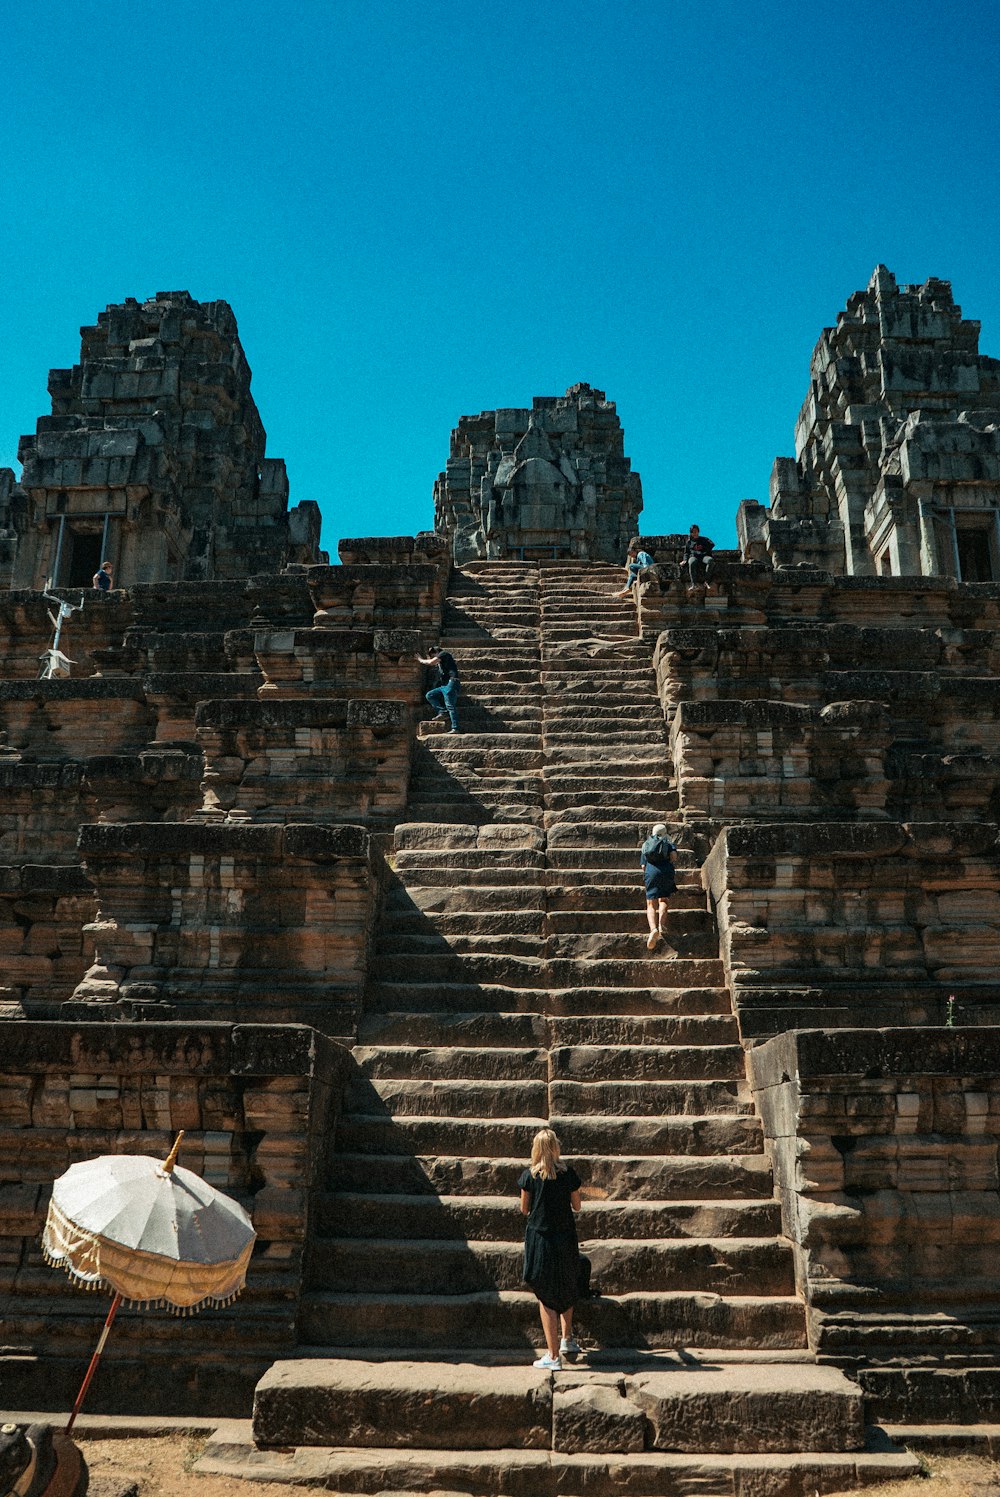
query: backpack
644 836 674 864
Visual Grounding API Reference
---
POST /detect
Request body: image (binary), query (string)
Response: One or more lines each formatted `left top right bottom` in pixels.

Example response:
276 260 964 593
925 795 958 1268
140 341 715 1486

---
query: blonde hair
530 1128 566 1180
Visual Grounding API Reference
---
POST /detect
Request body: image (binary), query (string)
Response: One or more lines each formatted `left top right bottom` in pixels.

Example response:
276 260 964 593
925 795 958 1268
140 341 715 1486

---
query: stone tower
433 382 642 562
0 291 324 590
740 266 1000 577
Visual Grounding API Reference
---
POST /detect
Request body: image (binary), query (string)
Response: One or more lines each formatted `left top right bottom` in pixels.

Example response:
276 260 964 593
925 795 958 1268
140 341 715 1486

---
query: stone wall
0 1021 345 1413
749 1026 1000 1422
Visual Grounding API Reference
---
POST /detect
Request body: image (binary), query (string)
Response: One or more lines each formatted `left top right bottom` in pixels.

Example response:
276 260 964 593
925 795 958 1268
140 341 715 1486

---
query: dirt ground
76 1433 1000 1497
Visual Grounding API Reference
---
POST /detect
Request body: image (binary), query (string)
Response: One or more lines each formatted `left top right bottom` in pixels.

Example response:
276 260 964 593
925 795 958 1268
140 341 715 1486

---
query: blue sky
2 0 998 554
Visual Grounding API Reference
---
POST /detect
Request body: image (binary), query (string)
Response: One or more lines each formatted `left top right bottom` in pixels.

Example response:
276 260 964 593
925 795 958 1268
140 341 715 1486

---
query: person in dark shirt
417 644 461 732
519 1128 583 1369
640 820 678 952
92 561 113 592
683 525 715 594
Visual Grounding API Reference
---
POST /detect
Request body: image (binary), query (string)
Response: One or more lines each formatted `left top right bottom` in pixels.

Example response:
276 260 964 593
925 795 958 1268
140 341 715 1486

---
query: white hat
651 822 668 837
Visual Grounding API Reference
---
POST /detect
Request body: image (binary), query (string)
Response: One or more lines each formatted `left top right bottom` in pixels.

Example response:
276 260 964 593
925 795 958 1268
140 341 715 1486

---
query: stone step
326 1152 775 1199
199 1424 919 1494
335 1112 763 1159
347 1077 550 1118
385 884 704 916
315 1193 783 1242
544 799 679 821
372 953 725 988
355 1010 739 1049
365 981 732 1016
297 1288 807 1350
549 1079 751 1116
544 909 713 935
375 929 717 960
306 1236 796 1297
353 1045 547 1080
251 1359 551 1450
545 883 703 910
351 1075 751 1120
551 1041 745 1080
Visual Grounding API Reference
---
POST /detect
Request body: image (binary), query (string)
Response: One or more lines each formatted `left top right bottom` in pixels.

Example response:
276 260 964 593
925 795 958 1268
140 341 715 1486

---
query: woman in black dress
519 1128 582 1369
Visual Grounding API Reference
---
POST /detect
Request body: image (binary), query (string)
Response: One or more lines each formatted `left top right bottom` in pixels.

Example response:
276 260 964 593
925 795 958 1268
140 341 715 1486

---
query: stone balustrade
670 700 890 828
254 627 423 702
702 821 1000 1037
70 822 380 1034
195 697 412 824
307 563 445 634
749 1026 1000 1423
0 1020 344 1413
0 864 95 1018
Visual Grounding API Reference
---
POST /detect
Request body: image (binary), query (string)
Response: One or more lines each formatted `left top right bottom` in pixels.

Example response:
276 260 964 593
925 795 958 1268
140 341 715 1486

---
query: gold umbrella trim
42 1197 254 1315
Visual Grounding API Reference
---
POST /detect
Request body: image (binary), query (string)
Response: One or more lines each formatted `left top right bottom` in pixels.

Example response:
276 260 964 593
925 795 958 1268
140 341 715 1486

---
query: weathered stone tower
0 291 324 590
433 382 642 562
740 266 1000 576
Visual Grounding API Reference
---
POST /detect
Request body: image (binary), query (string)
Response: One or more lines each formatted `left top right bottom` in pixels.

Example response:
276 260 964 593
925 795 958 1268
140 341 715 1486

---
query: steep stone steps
269 559 832 1474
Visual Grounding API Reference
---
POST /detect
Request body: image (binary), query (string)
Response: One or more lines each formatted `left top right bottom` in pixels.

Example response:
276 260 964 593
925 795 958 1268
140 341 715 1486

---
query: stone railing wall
0 865 96 1019
749 1026 1000 1424
195 698 412 825
702 822 1000 1037
0 1020 346 1414
670 700 891 828
70 823 382 1036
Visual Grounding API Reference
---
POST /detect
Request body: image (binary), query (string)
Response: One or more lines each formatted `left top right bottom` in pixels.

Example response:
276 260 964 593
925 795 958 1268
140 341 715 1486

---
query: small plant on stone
945 994 956 1028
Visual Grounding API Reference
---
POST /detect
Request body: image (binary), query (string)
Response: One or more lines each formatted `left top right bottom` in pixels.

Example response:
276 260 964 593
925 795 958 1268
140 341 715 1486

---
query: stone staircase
200 562 918 1492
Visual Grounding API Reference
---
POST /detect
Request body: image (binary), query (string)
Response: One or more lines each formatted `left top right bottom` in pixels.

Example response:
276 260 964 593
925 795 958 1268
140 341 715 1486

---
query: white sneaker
646 929 661 950
559 1337 581 1360
532 1353 562 1370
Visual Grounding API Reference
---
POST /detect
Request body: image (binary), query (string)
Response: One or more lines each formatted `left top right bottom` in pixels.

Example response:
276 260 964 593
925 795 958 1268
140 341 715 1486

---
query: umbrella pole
66 1291 123 1435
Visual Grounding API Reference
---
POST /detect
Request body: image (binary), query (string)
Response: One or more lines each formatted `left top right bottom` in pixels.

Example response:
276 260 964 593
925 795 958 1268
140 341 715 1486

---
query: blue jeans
626 562 648 586
426 679 460 730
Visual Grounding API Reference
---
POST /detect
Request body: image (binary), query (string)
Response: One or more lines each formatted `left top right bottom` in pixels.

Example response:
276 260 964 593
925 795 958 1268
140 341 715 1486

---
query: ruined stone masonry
0 291 325 591
740 267 1000 579
1 275 999 1494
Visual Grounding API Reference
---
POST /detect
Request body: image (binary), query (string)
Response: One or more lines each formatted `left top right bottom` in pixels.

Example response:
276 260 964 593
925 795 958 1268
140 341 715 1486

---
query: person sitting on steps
417 644 461 733
684 525 715 595
519 1128 583 1370
614 538 654 598
641 821 678 953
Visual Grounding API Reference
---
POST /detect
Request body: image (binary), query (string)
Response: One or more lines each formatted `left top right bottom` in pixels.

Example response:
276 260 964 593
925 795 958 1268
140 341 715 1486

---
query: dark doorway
64 529 104 588
957 527 994 583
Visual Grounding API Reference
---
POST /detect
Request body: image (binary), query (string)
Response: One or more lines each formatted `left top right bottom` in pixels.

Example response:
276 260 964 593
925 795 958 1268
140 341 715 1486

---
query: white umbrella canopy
42 1133 256 1312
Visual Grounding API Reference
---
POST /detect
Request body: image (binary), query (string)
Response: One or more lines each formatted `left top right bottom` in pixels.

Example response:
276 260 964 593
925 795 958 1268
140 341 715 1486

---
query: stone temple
1 273 999 1494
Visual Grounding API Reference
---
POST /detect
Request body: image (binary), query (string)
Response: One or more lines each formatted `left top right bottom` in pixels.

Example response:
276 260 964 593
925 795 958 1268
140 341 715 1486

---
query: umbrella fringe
43 1241 247 1314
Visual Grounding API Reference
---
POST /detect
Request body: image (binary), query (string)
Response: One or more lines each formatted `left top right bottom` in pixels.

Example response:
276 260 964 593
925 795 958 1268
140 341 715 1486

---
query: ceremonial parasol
42 1131 256 1431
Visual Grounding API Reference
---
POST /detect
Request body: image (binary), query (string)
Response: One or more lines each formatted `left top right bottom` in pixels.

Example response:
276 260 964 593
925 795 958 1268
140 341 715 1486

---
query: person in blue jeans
614 539 654 598
418 644 461 732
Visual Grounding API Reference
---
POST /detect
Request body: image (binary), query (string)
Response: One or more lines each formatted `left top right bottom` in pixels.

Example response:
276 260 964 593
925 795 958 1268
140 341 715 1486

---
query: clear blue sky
2 0 998 554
